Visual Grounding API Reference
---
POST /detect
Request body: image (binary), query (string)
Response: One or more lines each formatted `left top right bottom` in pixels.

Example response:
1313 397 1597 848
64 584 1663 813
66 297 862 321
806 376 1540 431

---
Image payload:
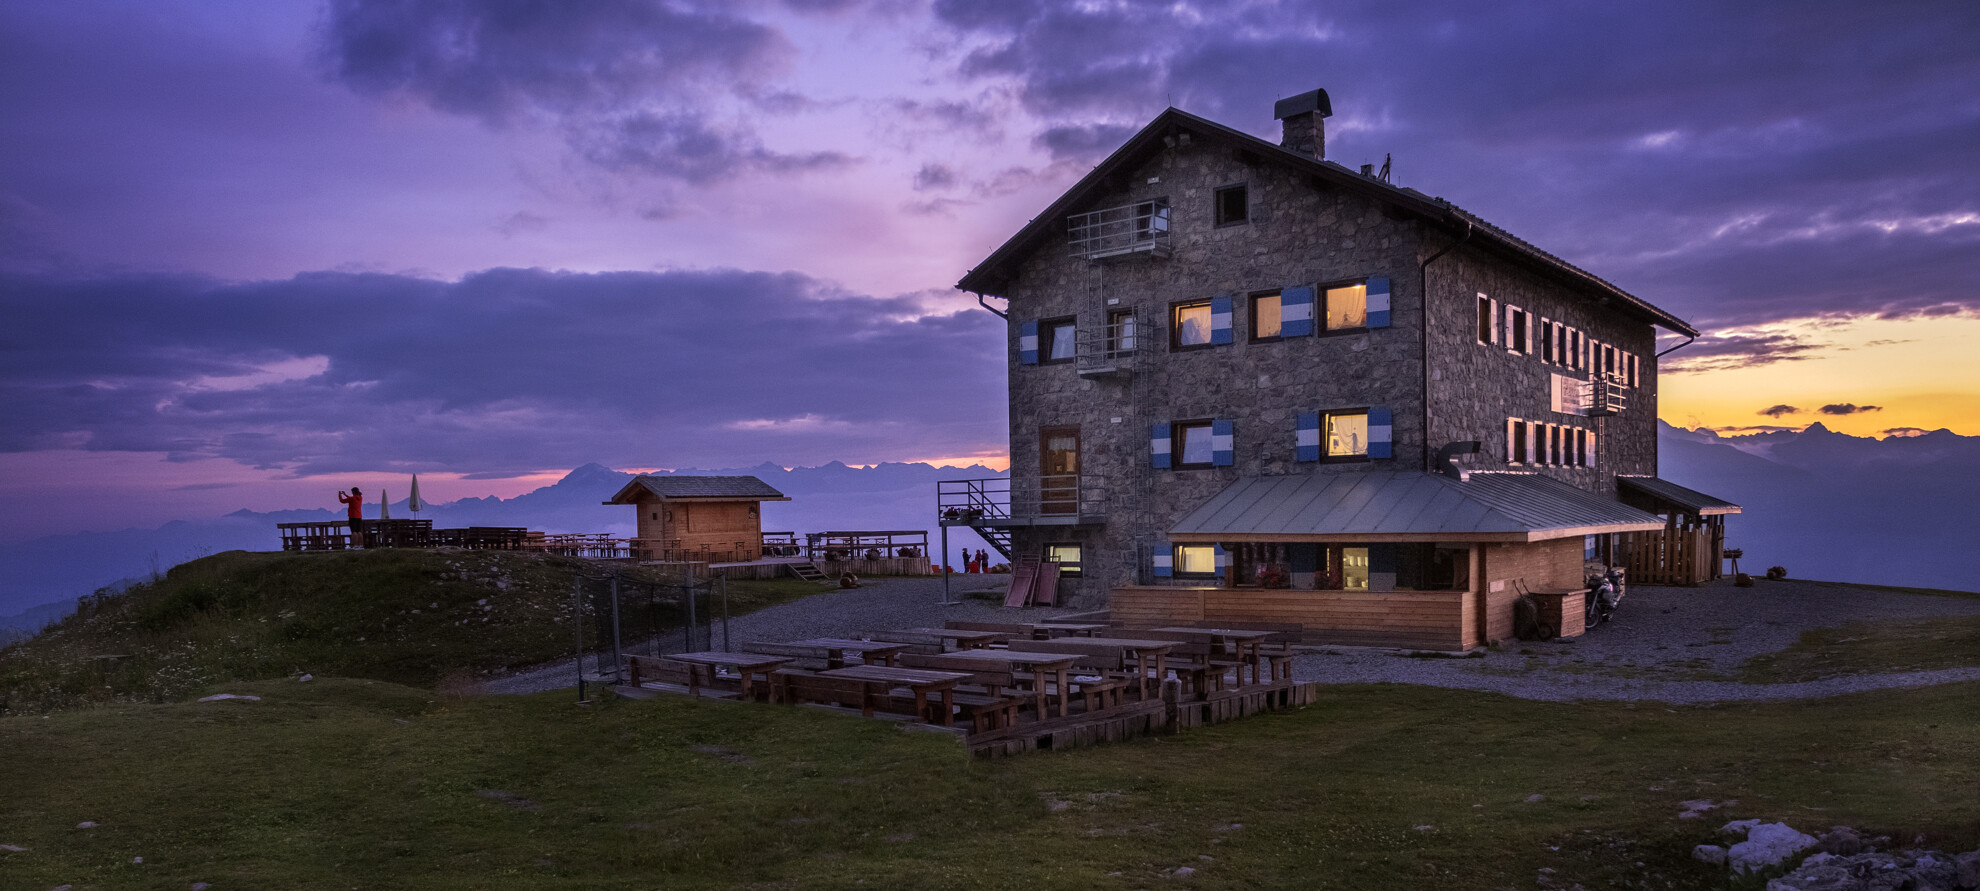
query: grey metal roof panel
1616 475 1742 514
606 475 789 503
1169 471 1663 540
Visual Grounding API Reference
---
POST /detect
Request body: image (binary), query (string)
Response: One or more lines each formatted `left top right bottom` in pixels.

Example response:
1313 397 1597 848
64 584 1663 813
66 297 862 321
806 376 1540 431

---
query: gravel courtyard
488 575 1980 702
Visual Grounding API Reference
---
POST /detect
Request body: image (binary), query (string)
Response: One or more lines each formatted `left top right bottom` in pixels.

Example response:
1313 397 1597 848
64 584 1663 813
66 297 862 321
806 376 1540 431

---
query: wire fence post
572 576 587 704
684 568 698 652
609 571 624 685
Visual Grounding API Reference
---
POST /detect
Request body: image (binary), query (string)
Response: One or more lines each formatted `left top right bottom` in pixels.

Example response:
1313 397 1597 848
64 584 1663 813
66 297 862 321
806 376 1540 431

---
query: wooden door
1040 426 1080 514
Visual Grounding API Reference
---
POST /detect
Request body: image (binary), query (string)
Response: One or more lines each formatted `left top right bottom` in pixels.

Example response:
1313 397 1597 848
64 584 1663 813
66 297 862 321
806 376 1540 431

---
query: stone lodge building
939 89 1739 649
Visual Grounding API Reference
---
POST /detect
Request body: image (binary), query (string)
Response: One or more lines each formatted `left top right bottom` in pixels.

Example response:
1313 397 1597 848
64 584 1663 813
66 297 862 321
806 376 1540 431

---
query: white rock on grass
75 822 97 829
197 694 261 702
1693 844 1727 865
0 843 27 852
1728 822 1817 874
297 674 313 682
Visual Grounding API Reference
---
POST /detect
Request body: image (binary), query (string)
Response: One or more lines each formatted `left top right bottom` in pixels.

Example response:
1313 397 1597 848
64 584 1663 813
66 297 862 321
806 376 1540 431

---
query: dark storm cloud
931 1 1980 329
1819 404 1883 415
1758 405 1800 418
912 163 959 191
320 0 835 183
1033 123 1137 162
1661 331 1819 373
0 268 1005 474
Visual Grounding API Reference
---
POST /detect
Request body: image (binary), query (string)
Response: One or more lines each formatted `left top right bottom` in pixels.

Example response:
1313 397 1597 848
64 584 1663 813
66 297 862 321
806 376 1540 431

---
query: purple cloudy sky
2 0 1977 539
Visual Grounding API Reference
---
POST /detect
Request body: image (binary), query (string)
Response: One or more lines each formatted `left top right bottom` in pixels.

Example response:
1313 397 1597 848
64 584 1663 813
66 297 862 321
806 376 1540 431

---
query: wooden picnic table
1027 622 1108 638
820 665 973 726
1152 626 1278 685
770 638 910 668
1007 637 1176 701
660 651 792 700
890 627 1005 649
898 649 1079 719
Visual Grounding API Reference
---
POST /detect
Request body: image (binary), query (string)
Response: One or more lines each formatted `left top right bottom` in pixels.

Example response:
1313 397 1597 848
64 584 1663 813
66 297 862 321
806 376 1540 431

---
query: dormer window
1215 184 1249 226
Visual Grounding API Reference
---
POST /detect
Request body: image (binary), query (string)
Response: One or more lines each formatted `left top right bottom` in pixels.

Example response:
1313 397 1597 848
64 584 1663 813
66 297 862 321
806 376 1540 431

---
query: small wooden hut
604 476 790 563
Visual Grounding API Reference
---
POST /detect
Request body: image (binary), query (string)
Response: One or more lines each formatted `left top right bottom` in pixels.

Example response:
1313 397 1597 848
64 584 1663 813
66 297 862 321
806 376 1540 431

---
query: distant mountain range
0 461 1008 625
1657 421 1980 593
5 423 1976 630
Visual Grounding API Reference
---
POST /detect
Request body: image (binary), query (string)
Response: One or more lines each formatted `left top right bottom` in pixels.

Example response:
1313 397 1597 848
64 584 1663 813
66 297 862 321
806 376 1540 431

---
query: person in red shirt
337 487 365 548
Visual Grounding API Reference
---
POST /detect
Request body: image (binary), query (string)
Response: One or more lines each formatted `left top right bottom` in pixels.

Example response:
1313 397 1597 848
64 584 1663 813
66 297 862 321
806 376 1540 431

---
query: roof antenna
1378 153 1392 182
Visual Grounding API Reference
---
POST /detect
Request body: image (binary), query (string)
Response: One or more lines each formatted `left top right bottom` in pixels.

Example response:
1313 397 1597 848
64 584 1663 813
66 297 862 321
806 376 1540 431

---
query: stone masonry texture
991 126 1668 607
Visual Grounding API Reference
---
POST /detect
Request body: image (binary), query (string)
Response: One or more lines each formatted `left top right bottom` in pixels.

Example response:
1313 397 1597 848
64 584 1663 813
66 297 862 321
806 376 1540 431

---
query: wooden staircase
787 562 827 582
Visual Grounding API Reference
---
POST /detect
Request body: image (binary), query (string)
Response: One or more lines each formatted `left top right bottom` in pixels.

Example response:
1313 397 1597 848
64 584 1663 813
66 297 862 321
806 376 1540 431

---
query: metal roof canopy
1616 475 1742 516
1168 471 1665 543
603 475 791 505
955 107 1699 338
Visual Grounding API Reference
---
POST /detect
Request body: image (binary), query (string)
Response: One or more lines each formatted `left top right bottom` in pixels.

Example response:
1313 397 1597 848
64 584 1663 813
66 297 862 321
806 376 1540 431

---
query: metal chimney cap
1274 88 1333 120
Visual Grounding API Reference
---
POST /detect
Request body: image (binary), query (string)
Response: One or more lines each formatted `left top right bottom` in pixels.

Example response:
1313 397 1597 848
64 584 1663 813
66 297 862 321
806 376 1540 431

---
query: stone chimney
1273 88 1333 160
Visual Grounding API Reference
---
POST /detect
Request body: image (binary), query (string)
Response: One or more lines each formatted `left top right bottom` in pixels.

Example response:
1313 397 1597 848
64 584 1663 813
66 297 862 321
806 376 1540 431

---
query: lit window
1172 300 1213 348
1175 544 1218 576
1324 283 1367 331
1326 411 1368 459
1252 292 1283 340
1042 317 1076 363
1175 420 1215 468
1341 546 1370 590
1214 185 1248 225
1045 543 1082 577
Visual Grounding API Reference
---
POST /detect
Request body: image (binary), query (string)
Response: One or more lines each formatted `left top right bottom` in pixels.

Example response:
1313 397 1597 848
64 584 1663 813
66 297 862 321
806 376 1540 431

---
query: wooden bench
771 669 888 717
860 631 949 655
624 655 742 698
1113 631 1245 695
1191 621 1304 683
885 690 1021 733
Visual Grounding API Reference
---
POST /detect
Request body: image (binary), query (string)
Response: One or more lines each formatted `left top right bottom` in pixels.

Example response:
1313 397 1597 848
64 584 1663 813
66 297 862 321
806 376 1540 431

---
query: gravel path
486 575 1980 703
484 575 1072 695
1292 577 1980 703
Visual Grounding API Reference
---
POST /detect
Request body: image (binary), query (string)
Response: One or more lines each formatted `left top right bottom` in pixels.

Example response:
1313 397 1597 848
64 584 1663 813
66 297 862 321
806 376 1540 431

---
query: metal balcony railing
1591 371 1628 416
1075 316 1142 376
1067 200 1171 260
938 474 1109 524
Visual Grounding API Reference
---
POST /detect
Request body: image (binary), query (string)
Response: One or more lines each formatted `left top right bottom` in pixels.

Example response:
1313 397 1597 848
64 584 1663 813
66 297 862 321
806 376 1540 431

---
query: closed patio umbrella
379 488 390 520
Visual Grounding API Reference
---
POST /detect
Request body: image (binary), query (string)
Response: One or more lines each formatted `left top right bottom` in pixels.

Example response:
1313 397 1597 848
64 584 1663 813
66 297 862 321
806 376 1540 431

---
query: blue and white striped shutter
1150 422 1172 469
1280 285 1315 337
1214 544 1229 573
1366 276 1392 328
1152 541 1173 578
1018 320 1039 365
1368 405 1393 459
1296 411 1321 462
1211 419 1235 466
1209 295 1234 344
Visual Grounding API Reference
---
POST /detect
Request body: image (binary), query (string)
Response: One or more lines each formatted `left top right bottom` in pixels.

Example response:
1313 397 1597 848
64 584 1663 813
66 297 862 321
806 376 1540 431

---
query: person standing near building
338 487 365 548
977 549 990 572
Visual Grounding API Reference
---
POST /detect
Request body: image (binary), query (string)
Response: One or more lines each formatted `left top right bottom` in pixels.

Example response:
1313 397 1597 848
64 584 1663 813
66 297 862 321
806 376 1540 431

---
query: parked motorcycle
1584 567 1626 627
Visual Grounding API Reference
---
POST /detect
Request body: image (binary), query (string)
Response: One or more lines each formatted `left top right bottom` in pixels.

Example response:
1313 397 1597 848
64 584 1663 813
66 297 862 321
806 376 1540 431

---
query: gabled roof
957 108 1698 337
1168 471 1664 543
604 475 790 505
1617 475 1742 516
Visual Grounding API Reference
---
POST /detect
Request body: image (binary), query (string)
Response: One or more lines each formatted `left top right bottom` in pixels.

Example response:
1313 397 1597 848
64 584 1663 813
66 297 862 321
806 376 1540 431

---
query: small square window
1173 419 1215 468
1041 316 1076 363
1323 282 1367 331
1174 544 1218 576
1214 185 1248 226
1171 300 1214 349
1325 411 1368 460
1251 292 1284 340
1045 543 1083 577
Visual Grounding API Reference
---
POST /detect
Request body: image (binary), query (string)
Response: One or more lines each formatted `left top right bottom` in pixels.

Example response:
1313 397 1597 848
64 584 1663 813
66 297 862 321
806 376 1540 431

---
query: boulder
1693 845 1728 865
1814 826 1871 857
1728 822 1817 874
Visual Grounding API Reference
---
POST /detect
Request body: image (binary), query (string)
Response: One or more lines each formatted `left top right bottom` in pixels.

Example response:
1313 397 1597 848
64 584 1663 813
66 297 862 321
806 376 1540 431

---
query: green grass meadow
4 676 1976 890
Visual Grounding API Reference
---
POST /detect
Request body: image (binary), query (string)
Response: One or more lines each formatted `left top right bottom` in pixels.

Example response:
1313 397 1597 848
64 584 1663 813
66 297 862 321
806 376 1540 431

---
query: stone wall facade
990 127 1666 608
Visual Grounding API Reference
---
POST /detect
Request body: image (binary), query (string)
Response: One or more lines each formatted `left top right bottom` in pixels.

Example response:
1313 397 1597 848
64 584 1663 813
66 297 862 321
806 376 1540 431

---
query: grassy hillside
0 549 820 715
1 677 1975 889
